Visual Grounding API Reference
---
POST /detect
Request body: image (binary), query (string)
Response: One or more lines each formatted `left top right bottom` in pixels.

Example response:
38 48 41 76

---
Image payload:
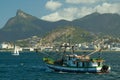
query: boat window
98 62 101 66
77 62 79 67
82 62 85 67
69 56 70 60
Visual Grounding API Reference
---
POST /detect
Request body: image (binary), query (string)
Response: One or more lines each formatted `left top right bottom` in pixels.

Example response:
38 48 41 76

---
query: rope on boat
40 51 63 60
86 48 102 56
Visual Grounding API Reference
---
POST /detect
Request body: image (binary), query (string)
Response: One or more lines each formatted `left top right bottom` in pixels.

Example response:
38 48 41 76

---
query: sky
0 0 120 28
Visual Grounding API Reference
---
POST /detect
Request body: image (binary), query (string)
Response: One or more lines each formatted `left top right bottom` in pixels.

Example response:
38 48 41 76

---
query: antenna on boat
98 50 102 58
63 43 68 53
68 37 75 54
71 45 75 54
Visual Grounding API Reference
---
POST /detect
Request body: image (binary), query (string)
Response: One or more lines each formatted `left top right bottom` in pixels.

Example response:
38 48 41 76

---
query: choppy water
0 51 120 80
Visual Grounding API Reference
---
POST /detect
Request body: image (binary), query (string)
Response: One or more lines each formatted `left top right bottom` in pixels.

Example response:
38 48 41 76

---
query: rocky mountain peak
16 9 28 18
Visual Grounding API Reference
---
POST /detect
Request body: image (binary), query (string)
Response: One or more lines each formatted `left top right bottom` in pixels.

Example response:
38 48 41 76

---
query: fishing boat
43 44 111 73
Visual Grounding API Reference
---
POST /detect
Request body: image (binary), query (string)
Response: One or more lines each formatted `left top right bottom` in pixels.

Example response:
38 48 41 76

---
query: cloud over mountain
95 3 120 14
65 0 101 4
45 0 62 11
41 7 78 21
42 1 120 22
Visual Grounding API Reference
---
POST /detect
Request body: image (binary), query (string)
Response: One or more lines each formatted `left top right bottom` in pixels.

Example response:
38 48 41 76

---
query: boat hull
12 54 19 56
46 63 110 73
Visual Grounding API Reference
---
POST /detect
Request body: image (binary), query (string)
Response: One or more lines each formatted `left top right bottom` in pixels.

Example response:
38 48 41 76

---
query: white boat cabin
63 54 104 67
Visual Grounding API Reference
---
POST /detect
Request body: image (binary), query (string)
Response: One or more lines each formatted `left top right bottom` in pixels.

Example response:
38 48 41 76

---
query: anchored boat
43 44 111 73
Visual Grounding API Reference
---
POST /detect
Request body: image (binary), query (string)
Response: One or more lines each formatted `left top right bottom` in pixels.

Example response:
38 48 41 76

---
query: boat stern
100 65 111 73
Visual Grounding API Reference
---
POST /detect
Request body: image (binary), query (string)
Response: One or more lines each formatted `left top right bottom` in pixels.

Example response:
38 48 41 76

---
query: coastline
0 49 120 53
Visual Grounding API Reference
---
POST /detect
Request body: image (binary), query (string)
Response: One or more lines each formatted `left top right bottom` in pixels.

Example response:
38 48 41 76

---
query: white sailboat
12 46 19 56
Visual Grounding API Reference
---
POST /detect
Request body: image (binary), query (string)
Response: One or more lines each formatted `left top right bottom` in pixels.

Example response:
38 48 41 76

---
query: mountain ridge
71 12 120 37
0 10 120 42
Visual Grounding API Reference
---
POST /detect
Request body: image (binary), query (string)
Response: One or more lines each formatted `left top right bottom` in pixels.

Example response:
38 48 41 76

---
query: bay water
0 51 120 80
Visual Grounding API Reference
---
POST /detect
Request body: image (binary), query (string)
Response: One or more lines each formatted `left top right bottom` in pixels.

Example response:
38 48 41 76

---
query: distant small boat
12 46 19 56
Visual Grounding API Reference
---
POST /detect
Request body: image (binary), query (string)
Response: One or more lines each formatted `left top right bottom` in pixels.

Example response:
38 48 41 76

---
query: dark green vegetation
0 9 120 42
42 27 96 44
73 12 120 37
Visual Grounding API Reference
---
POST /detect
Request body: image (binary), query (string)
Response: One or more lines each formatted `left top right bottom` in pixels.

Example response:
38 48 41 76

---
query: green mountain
0 10 48 41
42 27 96 44
72 13 120 37
0 10 69 42
0 10 120 42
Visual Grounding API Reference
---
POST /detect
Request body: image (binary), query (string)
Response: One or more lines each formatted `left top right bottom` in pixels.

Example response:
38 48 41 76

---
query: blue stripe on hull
47 64 101 73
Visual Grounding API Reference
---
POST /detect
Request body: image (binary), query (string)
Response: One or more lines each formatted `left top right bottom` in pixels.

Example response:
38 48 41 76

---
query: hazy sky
0 0 120 28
